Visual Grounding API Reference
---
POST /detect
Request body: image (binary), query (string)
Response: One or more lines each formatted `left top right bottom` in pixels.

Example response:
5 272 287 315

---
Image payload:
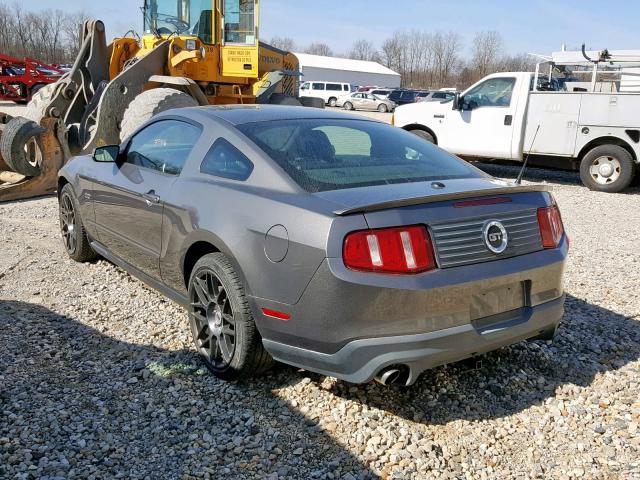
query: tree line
270 30 537 90
0 4 88 65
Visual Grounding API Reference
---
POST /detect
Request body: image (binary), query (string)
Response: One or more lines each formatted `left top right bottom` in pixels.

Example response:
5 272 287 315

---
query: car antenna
515 124 540 185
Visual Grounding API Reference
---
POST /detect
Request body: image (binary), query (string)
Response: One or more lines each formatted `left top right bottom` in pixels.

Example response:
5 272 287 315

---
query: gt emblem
483 221 508 254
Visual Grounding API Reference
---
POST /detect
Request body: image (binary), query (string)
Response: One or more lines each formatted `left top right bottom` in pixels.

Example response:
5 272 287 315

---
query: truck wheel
408 129 435 144
579 145 635 193
0 117 45 176
24 83 57 123
120 88 198 141
188 252 273 381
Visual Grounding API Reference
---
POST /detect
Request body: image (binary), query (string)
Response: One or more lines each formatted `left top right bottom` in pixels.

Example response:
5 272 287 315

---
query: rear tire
343 102 353 111
0 117 45 176
188 253 273 381
120 88 198 141
579 145 635 193
408 129 435 144
59 184 98 262
328 97 337 107
268 93 302 106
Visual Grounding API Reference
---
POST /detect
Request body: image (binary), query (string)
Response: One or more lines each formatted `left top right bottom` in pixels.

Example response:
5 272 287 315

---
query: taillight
537 205 565 248
343 225 436 274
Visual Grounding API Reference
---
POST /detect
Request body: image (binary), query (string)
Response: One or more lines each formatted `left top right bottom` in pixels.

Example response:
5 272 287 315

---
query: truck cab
394 49 640 193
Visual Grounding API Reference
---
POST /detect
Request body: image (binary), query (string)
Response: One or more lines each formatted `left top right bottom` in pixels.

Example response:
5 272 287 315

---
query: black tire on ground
24 82 56 123
268 93 302 106
328 97 337 107
343 102 353 111
299 97 325 109
579 145 635 193
59 183 98 262
188 252 273 381
120 88 198 141
377 104 388 113
408 128 435 143
0 116 45 176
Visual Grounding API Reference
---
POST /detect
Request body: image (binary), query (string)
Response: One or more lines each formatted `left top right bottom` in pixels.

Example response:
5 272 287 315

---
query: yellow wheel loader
0 0 320 202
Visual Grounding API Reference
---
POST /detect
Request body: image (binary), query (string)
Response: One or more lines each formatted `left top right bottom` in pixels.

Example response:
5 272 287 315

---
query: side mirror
452 93 461 110
93 145 119 162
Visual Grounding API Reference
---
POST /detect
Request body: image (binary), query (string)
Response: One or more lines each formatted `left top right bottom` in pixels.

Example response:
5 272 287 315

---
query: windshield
144 0 213 43
238 119 482 192
223 0 257 45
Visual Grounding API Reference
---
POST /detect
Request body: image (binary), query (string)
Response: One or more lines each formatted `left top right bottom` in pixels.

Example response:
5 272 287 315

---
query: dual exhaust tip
374 364 410 386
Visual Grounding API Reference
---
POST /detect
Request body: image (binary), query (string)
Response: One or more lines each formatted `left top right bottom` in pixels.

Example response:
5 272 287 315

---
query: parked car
336 92 396 112
299 81 351 106
58 105 568 386
370 88 392 99
416 90 457 103
388 89 430 106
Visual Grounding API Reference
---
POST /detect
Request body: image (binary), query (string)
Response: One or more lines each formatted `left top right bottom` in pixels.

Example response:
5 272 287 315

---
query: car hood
313 177 549 215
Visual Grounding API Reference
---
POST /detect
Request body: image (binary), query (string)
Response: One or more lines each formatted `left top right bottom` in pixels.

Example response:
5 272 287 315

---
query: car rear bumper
262 294 564 385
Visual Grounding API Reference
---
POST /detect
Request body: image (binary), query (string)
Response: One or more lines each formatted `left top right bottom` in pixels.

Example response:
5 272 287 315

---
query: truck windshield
144 0 213 44
223 0 257 45
238 119 482 192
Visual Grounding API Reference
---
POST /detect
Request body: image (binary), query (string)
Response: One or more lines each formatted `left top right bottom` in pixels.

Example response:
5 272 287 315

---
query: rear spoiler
334 184 550 216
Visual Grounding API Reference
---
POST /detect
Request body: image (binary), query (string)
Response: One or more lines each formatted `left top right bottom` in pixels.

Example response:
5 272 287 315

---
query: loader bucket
0 117 65 202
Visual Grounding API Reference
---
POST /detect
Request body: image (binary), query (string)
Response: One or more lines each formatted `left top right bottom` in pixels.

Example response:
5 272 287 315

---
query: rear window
237 119 482 192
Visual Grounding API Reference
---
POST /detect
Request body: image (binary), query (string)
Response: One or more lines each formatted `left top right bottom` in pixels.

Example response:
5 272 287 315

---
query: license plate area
469 281 530 323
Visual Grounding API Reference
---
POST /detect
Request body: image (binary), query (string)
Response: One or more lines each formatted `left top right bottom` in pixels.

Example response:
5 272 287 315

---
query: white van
299 81 351 106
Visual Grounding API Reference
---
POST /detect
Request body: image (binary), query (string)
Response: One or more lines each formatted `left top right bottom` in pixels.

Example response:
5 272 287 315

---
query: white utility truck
393 48 640 192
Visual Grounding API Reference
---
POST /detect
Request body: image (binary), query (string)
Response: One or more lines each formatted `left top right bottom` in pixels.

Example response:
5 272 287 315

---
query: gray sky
14 0 640 57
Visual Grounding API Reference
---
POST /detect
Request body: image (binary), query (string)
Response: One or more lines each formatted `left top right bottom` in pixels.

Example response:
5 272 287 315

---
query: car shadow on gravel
320 294 640 426
474 161 640 193
0 300 377 479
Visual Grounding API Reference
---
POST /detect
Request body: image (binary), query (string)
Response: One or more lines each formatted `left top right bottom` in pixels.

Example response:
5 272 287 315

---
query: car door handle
504 115 513 126
142 190 160 205
434 114 445 119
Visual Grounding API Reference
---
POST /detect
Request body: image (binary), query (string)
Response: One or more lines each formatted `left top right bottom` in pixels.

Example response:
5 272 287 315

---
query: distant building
294 52 401 88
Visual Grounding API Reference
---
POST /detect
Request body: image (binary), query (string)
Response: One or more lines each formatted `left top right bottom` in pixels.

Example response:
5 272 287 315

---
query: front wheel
59 184 98 262
343 102 353 111
188 253 273 381
377 104 388 113
408 129 435 143
579 145 635 193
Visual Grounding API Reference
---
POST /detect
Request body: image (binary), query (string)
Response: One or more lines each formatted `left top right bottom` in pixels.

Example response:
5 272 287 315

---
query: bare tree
62 11 90 54
470 31 504 81
348 39 380 62
268 36 296 52
430 31 462 88
304 42 333 57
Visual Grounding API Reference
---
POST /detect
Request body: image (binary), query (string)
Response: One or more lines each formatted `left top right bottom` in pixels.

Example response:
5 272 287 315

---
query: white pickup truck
393 49 640 192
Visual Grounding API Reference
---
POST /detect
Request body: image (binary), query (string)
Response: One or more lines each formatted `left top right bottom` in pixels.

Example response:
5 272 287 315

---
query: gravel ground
1 99 640 479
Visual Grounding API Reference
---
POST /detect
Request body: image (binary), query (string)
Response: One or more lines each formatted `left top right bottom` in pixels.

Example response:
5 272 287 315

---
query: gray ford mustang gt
57 105 568 386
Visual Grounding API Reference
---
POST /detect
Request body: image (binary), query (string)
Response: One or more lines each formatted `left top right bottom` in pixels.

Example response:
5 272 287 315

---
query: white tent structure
294 52 401 88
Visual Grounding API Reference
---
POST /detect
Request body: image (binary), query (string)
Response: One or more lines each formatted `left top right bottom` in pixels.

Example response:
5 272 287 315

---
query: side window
200 138 254 181
326 83 341 91
464 77 516 108
126 120 201 175
432 92 445 99
312 83 325 90
300 82 310 90
343 85 349 91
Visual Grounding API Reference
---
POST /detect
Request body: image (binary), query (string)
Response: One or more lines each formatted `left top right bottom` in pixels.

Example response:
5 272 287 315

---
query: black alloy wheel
189 268 237 370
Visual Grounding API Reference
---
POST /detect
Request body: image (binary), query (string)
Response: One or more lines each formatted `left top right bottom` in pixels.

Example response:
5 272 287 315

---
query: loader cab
143 0 259 78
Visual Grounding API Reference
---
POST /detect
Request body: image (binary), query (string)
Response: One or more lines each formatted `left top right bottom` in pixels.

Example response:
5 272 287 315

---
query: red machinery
0 54 63 104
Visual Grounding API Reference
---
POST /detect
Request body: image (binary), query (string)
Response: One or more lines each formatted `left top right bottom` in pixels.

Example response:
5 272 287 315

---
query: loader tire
24 83 57 123
268 93 302 106
0 117 45 177
120 88 198 141
299 97 325 109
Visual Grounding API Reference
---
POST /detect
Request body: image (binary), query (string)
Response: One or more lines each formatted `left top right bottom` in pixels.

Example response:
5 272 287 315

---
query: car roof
170 104 379 126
